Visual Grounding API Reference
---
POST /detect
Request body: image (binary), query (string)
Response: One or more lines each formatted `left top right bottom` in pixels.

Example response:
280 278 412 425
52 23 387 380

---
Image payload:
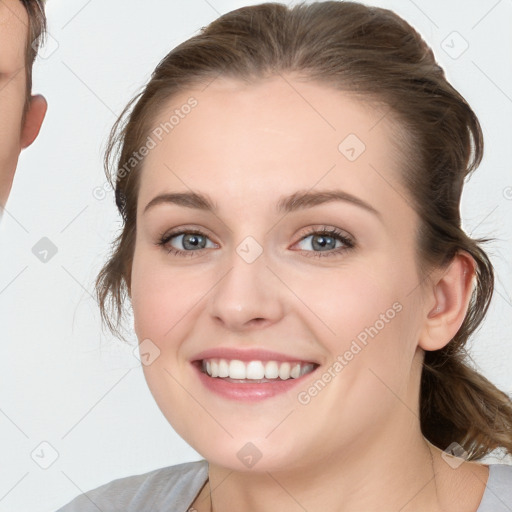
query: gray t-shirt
56 460 512 511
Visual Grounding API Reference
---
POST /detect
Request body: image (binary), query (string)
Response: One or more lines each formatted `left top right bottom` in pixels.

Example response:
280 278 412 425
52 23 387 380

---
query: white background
0 0 511 510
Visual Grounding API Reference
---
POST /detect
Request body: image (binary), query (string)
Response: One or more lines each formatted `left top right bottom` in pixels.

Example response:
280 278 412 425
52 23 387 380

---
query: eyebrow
143 189 382 220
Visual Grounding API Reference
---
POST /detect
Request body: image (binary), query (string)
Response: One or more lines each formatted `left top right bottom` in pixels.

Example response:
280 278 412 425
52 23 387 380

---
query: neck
201 420 444 512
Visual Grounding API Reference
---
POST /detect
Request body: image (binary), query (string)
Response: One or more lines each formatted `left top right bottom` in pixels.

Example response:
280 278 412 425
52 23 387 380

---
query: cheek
130 247 205 429
0 91 24 186
0 85 24 133
288 255 402 347
293 255 419 395
130 246 213 341
0 114 21 167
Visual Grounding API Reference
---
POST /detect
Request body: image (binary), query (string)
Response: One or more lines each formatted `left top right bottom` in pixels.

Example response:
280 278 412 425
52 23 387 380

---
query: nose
208 243 285 332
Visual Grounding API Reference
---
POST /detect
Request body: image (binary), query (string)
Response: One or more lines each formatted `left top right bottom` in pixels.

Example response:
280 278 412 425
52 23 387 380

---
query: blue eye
295 227 354 258
157 229 217 257
156 225 355 258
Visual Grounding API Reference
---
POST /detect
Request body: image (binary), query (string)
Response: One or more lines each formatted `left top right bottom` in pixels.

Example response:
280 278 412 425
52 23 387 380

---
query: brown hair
96 1 512 460
19 0 47 112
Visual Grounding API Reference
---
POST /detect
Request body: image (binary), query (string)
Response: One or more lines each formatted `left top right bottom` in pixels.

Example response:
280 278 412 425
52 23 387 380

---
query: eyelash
156 225 355 259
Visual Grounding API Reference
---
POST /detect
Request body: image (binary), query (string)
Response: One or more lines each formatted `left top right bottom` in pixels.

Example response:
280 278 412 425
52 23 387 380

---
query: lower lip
193 363 317 401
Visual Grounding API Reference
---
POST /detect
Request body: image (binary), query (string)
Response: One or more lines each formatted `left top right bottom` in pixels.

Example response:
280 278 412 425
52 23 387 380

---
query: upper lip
191 348 320 365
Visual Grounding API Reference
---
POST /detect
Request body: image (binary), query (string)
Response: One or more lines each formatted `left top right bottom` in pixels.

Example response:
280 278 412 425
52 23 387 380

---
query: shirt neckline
187 461 497 511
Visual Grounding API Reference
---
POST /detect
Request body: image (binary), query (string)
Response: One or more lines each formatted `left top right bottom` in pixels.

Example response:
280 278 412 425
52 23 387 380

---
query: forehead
138 75 411 223
0 0 29 73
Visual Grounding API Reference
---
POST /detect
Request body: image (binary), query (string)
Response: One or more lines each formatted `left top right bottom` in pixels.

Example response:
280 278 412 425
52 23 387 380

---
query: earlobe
20 94 47 149
418 251 476 352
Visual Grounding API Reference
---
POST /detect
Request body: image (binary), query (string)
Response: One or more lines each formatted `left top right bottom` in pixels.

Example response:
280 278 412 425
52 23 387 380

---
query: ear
20 94 47 149
418 250 477 351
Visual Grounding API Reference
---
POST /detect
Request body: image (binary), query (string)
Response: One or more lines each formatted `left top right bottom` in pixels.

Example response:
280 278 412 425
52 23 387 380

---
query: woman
57 1 512 510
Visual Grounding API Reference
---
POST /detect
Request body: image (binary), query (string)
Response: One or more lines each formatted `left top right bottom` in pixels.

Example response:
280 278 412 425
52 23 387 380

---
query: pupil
184 234 205 250
313 235 335 251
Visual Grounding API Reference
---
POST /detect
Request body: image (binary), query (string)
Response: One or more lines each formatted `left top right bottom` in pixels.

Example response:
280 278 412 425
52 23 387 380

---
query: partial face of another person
0 0 46 209
129 75 439 472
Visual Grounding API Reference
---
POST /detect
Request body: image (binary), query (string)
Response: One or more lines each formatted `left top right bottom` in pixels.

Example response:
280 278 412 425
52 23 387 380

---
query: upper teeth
202 359 316 380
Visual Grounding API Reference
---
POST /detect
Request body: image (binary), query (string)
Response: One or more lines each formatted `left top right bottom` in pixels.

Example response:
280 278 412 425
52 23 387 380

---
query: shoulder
55 459 209 512
477 464 512 512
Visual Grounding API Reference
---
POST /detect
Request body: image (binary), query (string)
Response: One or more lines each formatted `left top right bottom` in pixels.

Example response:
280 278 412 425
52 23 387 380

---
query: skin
130 75 488 512
0 0 47 210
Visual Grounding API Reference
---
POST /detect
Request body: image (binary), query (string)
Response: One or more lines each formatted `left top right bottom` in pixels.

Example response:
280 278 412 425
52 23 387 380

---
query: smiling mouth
197 358 318 382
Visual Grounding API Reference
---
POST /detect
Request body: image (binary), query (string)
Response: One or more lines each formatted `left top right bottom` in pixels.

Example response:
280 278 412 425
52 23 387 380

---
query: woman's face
131 75 431 472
